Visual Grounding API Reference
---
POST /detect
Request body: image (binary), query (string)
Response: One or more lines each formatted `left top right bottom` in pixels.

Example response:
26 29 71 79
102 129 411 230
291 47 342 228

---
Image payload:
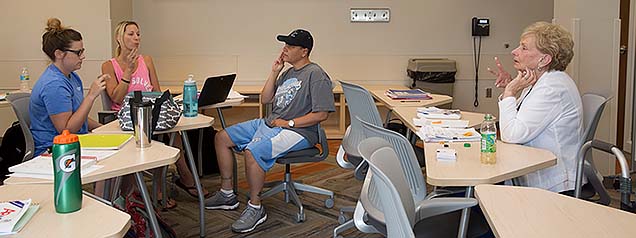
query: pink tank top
109 55 153 110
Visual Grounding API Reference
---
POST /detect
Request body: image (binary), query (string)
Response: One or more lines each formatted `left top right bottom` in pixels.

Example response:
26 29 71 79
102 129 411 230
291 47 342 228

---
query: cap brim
276 35 289 42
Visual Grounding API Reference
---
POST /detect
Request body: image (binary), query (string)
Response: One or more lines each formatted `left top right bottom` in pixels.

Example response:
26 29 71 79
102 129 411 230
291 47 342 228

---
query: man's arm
261 51 284 104
270 111 329 128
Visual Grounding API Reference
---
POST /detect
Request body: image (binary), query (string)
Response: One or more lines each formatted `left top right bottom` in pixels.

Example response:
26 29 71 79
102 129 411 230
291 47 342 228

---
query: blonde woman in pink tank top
101 21 160 111
100 21 210 208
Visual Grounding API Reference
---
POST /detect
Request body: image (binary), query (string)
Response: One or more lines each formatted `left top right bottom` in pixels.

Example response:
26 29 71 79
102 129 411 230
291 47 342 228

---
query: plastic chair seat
276 147 320 164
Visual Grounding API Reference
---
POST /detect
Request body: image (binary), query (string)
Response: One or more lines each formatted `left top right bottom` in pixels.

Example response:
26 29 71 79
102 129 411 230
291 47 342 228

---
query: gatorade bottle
52 130 83 213
480 114 497 164
183 74 198 117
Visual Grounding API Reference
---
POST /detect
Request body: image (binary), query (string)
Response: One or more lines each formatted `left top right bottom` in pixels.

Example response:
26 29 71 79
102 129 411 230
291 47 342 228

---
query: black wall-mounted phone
472 17 490 36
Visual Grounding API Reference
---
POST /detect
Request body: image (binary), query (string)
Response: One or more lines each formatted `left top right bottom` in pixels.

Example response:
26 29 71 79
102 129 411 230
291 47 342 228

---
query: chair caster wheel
296 212 306 223
338 214 349 224
325 197 334 208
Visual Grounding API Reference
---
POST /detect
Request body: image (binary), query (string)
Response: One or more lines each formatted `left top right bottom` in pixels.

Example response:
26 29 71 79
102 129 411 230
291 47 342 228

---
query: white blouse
498 70 584 192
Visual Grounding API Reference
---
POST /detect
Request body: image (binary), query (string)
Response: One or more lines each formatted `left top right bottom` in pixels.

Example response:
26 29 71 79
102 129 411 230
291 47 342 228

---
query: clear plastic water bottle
19 67 30 92
480 114 497 164
183 74 198 117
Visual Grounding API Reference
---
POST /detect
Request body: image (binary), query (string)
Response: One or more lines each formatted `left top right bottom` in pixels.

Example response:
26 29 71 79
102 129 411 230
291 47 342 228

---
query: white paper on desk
416 126 481 142
412 118 469 128
416 107 461 119
9 156 97 175
227 90 248 99
8 165 103 180
82 150 117 161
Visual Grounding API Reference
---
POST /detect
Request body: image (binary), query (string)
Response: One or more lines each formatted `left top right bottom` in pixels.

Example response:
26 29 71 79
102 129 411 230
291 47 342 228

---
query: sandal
175 178 211 198
158 197 177 210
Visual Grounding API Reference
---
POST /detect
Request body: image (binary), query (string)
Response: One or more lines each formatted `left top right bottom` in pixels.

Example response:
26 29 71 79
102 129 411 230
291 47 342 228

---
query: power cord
472 36 482 107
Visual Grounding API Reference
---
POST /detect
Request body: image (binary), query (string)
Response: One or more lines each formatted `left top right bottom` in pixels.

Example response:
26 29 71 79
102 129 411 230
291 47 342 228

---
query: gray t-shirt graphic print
265 62 336 145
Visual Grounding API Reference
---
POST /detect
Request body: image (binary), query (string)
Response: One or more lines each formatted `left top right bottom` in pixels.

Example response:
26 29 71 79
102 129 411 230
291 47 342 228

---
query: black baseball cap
277 29 313 51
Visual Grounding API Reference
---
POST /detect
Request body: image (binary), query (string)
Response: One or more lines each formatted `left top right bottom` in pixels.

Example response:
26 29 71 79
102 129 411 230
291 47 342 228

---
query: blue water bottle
183 74 198 117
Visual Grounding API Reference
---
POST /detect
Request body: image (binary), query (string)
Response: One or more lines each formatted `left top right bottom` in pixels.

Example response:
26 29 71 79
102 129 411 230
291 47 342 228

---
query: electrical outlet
485 88 493 98
350 8 390 22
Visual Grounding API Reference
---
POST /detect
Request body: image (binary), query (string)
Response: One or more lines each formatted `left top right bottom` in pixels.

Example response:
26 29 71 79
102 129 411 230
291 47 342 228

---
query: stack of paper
385 89 432 100
7 152 108 180
0 199 40 236
417 107 461 119
413 118 469 128
416 126 481 142
227 90 248 99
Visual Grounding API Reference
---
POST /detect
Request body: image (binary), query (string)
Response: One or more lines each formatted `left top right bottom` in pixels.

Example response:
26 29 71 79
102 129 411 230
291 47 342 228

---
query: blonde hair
41 18 82 61
114 20 139 57
521 22 574 71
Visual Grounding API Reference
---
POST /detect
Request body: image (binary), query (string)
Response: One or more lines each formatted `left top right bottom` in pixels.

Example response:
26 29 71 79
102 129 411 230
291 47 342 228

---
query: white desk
475 184 636 238
368 87 453 110
93 114 213 238
423 141 556 187
4 139 179 238
424 141 556 238
0 184 131 238
391 106 486 133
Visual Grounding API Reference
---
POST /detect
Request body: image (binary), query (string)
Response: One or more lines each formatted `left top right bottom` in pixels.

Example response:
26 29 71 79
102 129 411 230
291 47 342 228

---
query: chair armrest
415 197 478 221
98 110 118 124
335 145 355 169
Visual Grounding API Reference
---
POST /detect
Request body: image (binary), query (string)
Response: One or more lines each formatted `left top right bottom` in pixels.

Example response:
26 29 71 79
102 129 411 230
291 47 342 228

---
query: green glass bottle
52 130 82 213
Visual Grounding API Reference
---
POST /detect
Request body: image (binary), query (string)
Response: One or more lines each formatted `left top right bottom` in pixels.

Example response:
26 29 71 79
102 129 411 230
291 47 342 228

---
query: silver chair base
260 165 335 223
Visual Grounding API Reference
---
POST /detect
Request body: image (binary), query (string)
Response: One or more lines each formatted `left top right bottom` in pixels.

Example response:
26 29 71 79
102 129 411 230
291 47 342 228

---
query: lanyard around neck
516 86 534 111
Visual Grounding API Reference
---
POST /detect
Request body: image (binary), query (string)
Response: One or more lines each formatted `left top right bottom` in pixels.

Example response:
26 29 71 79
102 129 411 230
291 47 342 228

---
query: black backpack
0 121 26 179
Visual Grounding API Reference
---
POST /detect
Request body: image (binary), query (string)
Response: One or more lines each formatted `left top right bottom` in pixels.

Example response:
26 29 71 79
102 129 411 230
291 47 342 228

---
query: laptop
197 73 237 106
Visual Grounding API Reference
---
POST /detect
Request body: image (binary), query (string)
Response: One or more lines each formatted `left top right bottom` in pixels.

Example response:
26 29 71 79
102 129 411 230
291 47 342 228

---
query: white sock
248 200 261 209
220 188 234 195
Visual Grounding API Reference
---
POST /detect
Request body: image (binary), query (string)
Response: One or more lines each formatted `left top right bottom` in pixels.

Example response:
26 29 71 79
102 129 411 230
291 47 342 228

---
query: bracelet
120 78 130 84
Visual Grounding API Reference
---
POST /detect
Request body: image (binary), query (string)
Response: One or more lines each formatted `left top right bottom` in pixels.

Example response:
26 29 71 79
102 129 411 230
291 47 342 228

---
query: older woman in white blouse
488 22 583 193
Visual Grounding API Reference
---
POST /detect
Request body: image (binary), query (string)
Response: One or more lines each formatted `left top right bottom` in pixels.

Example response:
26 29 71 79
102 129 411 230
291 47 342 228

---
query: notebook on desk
78 134 132 150
198 73 237 107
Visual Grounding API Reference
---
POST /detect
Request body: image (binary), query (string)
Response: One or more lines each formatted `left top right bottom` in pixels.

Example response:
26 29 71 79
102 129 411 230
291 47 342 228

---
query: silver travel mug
131 100 153 148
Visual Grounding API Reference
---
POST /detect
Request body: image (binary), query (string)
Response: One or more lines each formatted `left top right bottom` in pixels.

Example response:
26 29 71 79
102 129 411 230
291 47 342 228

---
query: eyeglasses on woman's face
64 48 85 56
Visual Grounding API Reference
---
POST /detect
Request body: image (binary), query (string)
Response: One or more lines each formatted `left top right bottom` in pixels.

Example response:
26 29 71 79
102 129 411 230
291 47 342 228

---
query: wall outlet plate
350 8 390 22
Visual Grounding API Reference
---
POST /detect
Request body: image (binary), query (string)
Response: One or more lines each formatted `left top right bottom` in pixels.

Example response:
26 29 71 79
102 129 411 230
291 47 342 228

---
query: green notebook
78 134 133 150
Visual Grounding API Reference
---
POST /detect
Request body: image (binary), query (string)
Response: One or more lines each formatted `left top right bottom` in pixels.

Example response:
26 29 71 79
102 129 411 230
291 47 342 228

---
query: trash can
407 58 456 98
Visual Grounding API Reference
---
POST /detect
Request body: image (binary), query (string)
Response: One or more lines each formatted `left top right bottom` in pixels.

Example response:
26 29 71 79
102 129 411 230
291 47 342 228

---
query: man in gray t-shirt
204 29 335 233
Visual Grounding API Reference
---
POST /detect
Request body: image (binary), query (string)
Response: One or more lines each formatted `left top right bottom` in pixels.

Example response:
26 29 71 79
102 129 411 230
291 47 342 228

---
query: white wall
133 0 554 116
554 0 621 174
0 0 113 132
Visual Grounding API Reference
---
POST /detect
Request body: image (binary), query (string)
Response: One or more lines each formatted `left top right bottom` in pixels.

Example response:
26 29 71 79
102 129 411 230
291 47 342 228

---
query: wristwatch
288 120 295 128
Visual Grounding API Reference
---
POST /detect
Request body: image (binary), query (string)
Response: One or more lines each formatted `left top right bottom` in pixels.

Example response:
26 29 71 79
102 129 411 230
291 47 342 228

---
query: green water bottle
52 130 82 213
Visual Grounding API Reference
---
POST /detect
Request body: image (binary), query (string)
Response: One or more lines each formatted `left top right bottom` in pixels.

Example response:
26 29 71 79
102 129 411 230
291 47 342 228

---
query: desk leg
216 107 238 194
198 128 204 176
181 131 206 238
134 172 162 238
384 109 393 127
457 186 474 238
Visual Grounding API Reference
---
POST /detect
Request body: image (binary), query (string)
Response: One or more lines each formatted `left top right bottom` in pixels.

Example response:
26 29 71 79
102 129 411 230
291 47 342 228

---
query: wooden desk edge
426 158 557 187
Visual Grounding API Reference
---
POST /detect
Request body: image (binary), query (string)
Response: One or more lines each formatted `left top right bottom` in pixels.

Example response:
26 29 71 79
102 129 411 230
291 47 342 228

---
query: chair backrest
100 90 113 111
578 93 611 204
357 115 428 202
6 93 34 162
339 80 383 157
581 93 609 142
358 137 416 238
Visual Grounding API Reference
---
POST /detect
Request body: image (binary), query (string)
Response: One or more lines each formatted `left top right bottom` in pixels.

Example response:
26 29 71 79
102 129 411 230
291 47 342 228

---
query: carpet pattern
161 150 380 238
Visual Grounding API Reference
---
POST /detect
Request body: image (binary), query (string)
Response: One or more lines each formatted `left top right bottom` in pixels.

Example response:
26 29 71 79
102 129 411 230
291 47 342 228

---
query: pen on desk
400 100 421 103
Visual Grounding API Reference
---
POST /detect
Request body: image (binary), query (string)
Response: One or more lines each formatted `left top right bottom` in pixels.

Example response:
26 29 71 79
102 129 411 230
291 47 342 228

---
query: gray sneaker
231 205 267 233
204 191 239 210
